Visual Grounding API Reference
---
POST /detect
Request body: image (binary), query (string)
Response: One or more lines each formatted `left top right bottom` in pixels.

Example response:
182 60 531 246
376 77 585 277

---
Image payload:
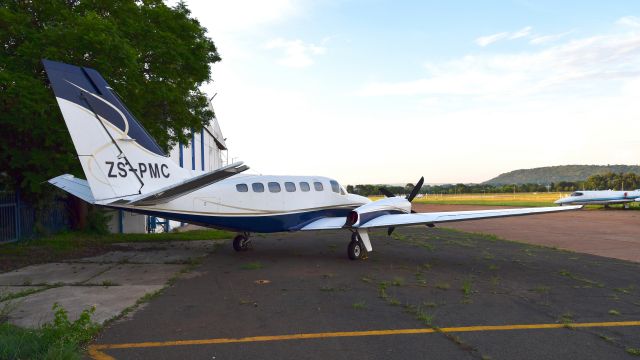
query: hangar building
107 104 228 233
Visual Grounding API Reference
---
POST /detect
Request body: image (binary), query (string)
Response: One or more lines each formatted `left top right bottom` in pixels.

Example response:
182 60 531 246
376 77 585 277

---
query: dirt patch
413 204 640 262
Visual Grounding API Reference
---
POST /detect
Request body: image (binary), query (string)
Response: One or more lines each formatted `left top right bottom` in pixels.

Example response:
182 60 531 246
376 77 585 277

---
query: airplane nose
554 199 562 205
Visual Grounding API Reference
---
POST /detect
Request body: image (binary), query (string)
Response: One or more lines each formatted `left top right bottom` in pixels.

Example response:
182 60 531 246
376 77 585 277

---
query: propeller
380 176 425 236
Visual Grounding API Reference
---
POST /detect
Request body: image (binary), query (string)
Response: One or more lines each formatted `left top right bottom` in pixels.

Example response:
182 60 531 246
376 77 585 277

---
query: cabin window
236 184 248 192
268 182 281 193
285 182 296 192
330 180 340 193
314 182 324 191
570 192 583 197
300 182 310 192
252 183 264 193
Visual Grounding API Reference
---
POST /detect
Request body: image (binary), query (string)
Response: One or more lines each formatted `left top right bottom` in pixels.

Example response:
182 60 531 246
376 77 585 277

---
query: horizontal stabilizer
48 174 95 204
128 162 249 206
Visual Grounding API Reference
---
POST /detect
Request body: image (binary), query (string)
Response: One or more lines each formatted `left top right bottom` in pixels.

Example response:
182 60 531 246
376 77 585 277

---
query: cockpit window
340 187 346 195
570 192 583 197
330 180 340 193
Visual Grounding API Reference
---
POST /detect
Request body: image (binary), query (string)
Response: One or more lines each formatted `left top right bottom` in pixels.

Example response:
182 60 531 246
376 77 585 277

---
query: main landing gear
233 232 251 251
348 232 368 260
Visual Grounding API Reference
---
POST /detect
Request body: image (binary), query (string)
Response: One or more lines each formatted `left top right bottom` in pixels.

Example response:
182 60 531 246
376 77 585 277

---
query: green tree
0 0 220 198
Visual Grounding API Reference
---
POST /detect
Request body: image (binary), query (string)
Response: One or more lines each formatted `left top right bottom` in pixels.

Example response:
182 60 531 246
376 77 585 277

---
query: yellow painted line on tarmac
88 320 640 360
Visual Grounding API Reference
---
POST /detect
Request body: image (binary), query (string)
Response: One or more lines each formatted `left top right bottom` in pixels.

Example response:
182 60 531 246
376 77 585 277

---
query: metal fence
0 191 70 244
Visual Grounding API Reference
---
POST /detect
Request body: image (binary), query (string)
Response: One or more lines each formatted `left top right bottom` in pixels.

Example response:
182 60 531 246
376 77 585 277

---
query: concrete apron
0 240 219 328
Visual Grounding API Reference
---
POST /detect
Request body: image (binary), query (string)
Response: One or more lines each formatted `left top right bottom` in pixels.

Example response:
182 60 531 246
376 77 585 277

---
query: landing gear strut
347 232 368 260
233 232 251 251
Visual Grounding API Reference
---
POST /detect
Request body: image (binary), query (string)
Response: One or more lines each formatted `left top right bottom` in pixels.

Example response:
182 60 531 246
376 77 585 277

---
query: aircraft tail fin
42 59 190 204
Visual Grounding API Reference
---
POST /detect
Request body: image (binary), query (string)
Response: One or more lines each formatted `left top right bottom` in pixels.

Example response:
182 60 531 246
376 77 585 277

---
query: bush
0 303 100 359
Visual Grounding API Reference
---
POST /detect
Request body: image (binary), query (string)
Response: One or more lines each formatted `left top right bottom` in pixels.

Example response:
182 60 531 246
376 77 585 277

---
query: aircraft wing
127 162 248 206
300 205 582 231
359 205 582 228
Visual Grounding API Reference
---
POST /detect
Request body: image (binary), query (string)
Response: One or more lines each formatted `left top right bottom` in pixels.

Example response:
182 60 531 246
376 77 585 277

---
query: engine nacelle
344 197 411 227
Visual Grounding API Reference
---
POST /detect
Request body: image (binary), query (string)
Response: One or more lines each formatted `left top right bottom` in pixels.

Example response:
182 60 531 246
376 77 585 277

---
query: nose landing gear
233 232 251 251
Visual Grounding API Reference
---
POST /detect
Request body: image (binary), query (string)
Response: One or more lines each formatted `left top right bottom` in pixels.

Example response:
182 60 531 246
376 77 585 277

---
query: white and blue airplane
555 190 640 208
43 60 582 260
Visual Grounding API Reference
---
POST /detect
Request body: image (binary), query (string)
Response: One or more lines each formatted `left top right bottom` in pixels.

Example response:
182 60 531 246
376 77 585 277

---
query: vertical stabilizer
42 60 189 203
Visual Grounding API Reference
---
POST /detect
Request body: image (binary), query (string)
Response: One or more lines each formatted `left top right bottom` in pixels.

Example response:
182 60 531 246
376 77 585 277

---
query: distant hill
484 165 640 185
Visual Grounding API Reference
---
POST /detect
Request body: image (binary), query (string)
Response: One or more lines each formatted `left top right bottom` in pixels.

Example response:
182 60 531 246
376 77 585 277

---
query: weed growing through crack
461 278 474 302
241 262 263 270
559 312 575 328
531 285 550 294
609 309 621 316
352 301 366 310
436 282 450 290
627 348 640 356
558 269 603 288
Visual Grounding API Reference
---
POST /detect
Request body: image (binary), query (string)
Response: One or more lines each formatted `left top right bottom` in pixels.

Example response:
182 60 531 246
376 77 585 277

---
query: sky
173 0 640 184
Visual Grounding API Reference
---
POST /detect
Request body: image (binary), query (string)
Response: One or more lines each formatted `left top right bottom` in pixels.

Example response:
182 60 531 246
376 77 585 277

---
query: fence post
15 189 21 241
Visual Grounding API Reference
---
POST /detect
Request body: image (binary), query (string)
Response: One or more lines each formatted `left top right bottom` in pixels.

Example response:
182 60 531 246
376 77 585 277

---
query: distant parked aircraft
555 190 640 208
43 59 582 260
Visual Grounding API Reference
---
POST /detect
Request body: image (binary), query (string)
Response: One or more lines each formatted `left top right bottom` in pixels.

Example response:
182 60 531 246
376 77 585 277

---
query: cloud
475 32 510 47
509 26 533 39
529 31 572 45
617 16 640 28
476 26 532 46
264 38 326 68
358 29 640 97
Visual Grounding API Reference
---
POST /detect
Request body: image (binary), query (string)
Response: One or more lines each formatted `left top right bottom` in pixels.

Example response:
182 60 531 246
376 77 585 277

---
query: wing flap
128 162 248 206
360 205 582 228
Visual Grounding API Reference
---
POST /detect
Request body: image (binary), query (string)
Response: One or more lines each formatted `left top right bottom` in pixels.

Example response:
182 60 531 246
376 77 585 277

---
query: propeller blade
379 187 395 198
406 176 425 202
387 226 395 236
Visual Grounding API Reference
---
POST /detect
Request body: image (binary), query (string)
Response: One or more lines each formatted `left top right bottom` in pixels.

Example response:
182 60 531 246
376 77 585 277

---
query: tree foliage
485 165 640 185
0 0 220 198
348 172 640 196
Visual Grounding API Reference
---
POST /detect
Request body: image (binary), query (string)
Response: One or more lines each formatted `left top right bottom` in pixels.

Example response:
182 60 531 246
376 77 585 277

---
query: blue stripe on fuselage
112 207 355 233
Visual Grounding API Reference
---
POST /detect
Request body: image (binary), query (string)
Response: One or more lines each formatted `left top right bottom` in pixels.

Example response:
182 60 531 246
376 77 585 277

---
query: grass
413 192 563 207
435 282 450 290
0 229 233 272
627 348 640 356
0 303 100 360
558 269 604 288
240 262 263 270
461 278 474 300
531 285 550 294
558 312 574 328
608 309 621 316
352 301 366 310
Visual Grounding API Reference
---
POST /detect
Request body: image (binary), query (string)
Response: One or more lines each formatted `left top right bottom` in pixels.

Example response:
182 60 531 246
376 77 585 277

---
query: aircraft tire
348 240 362 260
233 234 249 251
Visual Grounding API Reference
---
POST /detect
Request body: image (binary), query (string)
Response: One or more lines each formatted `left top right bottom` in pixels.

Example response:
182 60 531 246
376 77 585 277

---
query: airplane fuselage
555 190 640 206
114 175 371 233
